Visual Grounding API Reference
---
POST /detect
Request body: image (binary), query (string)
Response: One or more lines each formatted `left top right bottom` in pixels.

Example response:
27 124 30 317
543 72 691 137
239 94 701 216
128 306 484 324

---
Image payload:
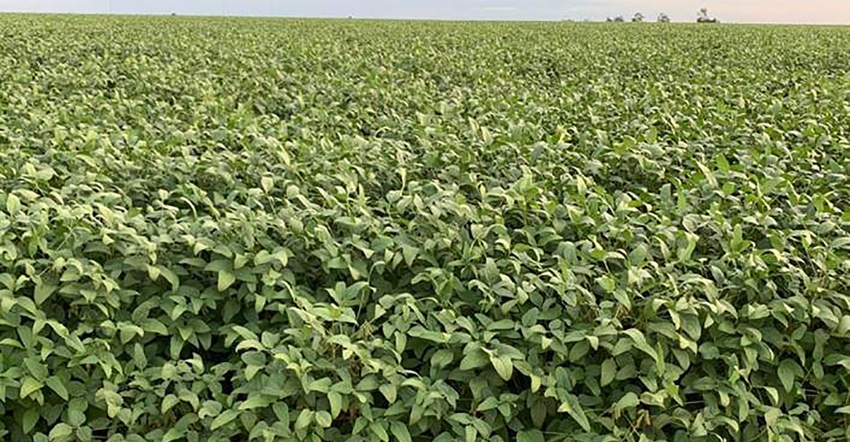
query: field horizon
1 12 850 26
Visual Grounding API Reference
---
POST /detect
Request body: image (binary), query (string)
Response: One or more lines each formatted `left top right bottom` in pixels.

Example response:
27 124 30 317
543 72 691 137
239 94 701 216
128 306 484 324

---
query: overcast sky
1 0 848 24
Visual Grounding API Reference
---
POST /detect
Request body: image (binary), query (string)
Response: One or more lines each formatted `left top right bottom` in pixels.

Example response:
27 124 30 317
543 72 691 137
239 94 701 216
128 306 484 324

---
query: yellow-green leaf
20 377 42 399
490 355 513 381
210 409 240 431
6 193 21 215
218 270 236 292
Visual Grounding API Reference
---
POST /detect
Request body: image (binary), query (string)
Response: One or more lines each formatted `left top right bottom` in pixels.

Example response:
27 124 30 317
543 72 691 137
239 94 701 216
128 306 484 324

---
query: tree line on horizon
605 7 718 23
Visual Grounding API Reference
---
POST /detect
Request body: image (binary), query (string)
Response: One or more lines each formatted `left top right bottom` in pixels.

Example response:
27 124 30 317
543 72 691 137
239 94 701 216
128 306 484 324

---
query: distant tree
657 12 671 23
632 12 645 22
697 7 718 23
613 16 625 23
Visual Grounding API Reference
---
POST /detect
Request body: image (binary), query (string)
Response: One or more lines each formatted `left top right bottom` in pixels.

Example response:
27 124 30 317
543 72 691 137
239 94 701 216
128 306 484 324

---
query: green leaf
239 395 271 410
431 349 454 368
141 318 169 335
696 161 718 187
328 391 343 418
763 387 780 405
315 411 333 428
273 403 289 423
401 245 419 267
162 428 183 442
379 383 397 404
158 266 180 290
628 244 648 265
20 377 42 399
49 423 73 441
641 392 665 407
623 329 658 362
217 270 236 291
558 393 591 432
778 359 797 393
465 425 476 442
838 315 850 335
134 343 148 369
210 409 240 431
161 394 179 413
45 376 69 401
261 176 274 193
615 392 640 412
6 193 21 215
677 233 698 262
294 409 314 431
600 358 616 387
517 429 545 442
460 349 489 371
34 282 57 305
22 407 39 434
596 275 616 293
490 355 513 381
477 397 500 411
613 289 631 310
68 398 87 427
390 421 412 442
370 422 390 442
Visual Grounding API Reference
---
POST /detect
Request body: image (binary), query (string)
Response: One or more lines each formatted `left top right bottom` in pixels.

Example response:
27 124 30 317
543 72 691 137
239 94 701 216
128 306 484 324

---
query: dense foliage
1 14 850 442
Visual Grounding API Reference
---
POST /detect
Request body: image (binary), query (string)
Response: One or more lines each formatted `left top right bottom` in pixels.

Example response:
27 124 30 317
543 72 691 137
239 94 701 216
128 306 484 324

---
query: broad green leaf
34 282 57 305
218 270 236 291
615 392 640 412
596 275 616 293
22 407 39 433
161 394 179 414
45 376 69 401
558 394 591 432
370 422 390 442
390 421 412 442
49 423 73 441
328 391 343 418
210 409 240 431
20 377 42 398
778 359 797 393
6 193 21 215
315 411 333 428
517 429 545 442
623 329 658 362
401 245 419 267
162 428 183 442
490 355 513 381
696 161 718 187
460 349 489 371
601 358 616 387
465 425 476 442
239 395 271 410
431 349 454 368
379 383 397 404
295 409 314 431
477 397 500 411
261 176 274 193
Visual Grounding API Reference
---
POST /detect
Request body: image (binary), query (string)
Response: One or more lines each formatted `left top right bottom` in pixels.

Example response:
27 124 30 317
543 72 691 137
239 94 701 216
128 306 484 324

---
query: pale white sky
0 0 848 24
